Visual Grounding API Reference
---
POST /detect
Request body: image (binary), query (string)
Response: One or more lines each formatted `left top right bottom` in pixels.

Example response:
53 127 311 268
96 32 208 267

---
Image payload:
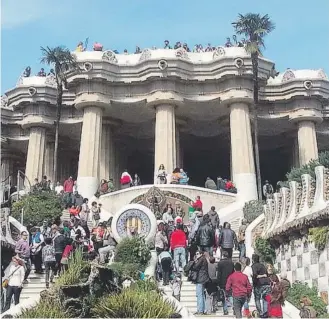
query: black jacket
53 234 66 254
196 223 214 247
217 258 234 289
192 256 209 284
251 262 271 287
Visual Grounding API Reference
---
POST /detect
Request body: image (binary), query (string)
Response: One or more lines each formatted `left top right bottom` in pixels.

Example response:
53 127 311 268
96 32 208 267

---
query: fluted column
77 106 103 198
1 158 12 183
100 124 115 181
25 127 46 187
44 141 55 183
154 104 176 181
297 120 318 166
230 102 257 201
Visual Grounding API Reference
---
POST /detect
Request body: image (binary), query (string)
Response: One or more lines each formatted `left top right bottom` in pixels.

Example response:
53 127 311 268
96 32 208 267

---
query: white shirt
55 185 63 194
70 226 86 239
4 263 25 287
158 251 172 263
243 265 253 284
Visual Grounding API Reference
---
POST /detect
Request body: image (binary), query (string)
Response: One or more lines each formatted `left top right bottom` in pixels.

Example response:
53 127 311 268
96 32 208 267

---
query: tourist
107 178 115 192
72 190 83 207
63 176 74 205
251 254 271 318
217 250 234 315
205 43 212 52
162 206 174 224
164 40 171 49
171 273 182 301
37 68 46 77
40 220 51 239
42 237 56 288
123 49 128 54
48 69 55 76
40 175 49 190
69 205 80 219
225 262 252 318
205 177 217 190
53 226 66 276
174 201 184 219
280 272 291 300
265 283 284 318
99 179 109 194
238 219 248 260
23 66 31 77
91 201 101 227
206 206 219 230
120 169 132 189
191 250 209 315
204 253 218 314
183 43 190 52
30 227 44 274
170 223 187 272
155 222 168 254
60 238 74 271
196 214 214 255
72 180 78 193
80 198 90 222
15 231 31 283
225 179 234 192
171 168 181 184
191 196 203 211
93 42 103 51
2 256 25 312
178 168 189 185
188 218 199 261
135 46 141 54
75 41 85 52
98 222 116 264
91 222 105 252
217 176 226 191
133 173 141 186
225 37 232 47
156 164 167 184
263 180 274 199
54 181 63 195
158 250 172 286
219 222 238 258
242 257 253 317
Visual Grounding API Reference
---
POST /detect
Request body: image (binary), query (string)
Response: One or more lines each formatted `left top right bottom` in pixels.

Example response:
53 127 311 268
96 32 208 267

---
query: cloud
1 0 61 29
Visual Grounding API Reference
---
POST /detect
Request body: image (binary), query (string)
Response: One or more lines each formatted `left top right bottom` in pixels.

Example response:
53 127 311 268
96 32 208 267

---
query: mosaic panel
286 258 291 271
311 251 318 265
304 267 310 280
297 255 303 268
319 263 326 277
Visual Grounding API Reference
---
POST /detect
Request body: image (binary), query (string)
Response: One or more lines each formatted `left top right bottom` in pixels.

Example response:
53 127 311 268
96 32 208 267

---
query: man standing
238 219 248 260
30 227 44 274
220 222 238 258
206 206 219 230
226 262 252 318
52 226 66 276
196 215 214 255
15 231 31 283
191 196 203 211
63 176 74 205
217 250 234 315
170 223 187 272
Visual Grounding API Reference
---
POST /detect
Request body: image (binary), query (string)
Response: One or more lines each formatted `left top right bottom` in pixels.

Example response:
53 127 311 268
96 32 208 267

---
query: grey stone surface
297 255 303 268
286 258 291 271
292 270 297 282
310 251 318 264
291 244 296 257
319 263 326 277
304 267 310 280
312 278 318 288
303 241 309 253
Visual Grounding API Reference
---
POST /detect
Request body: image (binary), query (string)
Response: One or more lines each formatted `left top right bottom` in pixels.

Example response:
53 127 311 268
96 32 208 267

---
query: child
61 238 73 271
42 237 56 288
265 283 284 318
171 273 182 301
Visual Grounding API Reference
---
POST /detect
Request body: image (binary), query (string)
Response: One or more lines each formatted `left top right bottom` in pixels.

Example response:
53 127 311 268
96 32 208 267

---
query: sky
1 0 329 93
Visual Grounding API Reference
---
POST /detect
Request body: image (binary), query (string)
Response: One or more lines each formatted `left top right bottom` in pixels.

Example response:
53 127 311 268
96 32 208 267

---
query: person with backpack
42 237 56 288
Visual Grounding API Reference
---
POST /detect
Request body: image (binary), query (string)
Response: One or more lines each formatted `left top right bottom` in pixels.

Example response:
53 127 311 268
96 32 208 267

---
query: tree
40 46 78 183
232 14 275 200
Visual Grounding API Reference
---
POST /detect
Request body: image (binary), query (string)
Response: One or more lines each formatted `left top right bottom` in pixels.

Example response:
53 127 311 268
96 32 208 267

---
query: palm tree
232 13 275 200
40 46 78 184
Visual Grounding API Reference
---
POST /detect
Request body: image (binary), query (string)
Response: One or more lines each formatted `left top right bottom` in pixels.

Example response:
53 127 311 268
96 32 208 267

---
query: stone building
1 47 329 200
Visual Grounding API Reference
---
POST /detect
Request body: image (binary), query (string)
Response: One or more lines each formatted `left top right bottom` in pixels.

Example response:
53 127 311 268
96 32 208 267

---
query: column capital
147 92 183 108
75 93 109 111
221 89 254 107
289 108 323 124
20 116 53 130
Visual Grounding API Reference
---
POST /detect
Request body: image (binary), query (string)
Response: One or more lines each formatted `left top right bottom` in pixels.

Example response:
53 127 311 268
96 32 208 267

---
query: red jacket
63 179 74 193
226 181 233 189
226 271 252 297
170 229 187 250
192 199 203 210
265 295 283 318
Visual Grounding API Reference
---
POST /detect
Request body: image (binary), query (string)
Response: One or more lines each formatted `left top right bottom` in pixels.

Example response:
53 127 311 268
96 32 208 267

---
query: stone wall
275 238 329 306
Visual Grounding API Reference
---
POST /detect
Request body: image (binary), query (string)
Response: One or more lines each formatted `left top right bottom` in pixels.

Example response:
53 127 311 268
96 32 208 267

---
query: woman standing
80 198 90 222
155 222 168 254
133 174 141 186
156 164 167 184
3 256 25 312
91 201 101 227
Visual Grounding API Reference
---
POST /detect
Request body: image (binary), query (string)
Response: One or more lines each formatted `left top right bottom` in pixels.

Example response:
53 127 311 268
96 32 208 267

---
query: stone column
297 120 318 166
1 158 12 183
25 127 46 186
292 136 300 168
77 106 103 198
154 104 176 181
100 124 115 181
230 102 257 201
44 141 55 183
176 124 181 168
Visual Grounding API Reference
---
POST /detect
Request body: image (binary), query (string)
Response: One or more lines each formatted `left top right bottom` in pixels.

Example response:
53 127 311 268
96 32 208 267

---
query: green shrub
55 249 89 286
243 200 265 224
132 278 159 292
18 299 70 318
255 237 276 264
108 262 141 280
92 288 178 318
309 226 329 251
114 237 151 268
287 282 328 317
12 191 63 226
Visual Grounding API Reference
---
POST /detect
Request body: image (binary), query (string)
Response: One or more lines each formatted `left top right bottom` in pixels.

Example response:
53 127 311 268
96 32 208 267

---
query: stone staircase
61 209 93 229
20 271 47 302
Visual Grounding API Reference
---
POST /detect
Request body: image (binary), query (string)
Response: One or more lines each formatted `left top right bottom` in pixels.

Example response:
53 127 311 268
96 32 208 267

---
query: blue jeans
196 283 205 313
239 242 246 260
173 247 186 271
254 285 271 317
223 294 233 312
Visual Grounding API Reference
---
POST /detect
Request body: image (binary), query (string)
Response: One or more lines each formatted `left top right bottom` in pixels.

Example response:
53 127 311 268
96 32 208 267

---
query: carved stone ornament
83 62 93 72
139 49 152 62
213 46 226 59
102 50 118 64
45 75 57 87
158 59 168 70
282 69 295 83
234 58 244 68
28 87 37 96
141 186 166 218
1 95 8 108
175 48 190 61
304 80 313 90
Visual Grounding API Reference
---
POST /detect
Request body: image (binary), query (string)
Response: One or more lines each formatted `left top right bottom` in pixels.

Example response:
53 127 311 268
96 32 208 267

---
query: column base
77 176 99 199
233 173 258 202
